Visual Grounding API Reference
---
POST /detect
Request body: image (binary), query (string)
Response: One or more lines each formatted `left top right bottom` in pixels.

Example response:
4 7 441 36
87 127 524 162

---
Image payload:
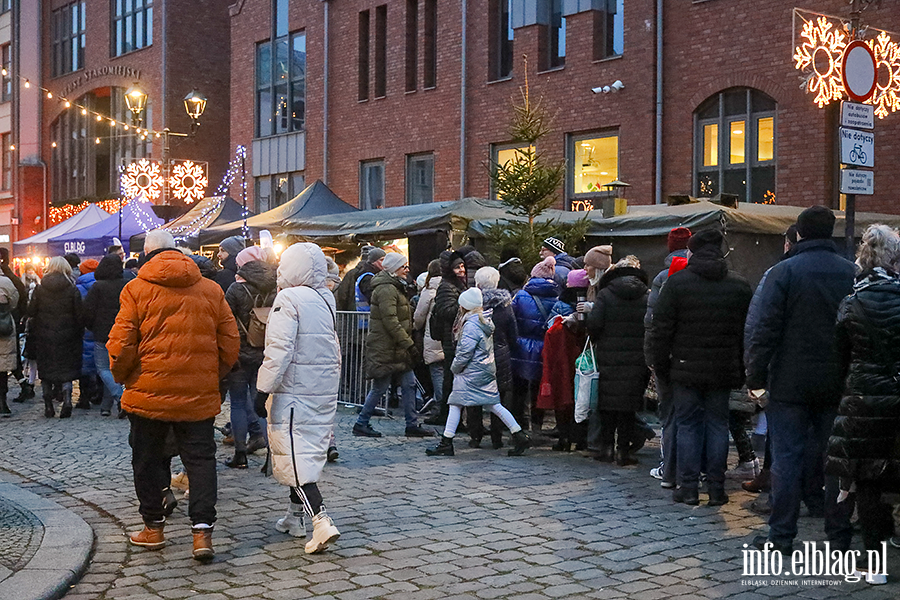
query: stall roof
48 200 163 258
13 204 111 256
281 197 589 240
201 180 357 243
130 196 254 251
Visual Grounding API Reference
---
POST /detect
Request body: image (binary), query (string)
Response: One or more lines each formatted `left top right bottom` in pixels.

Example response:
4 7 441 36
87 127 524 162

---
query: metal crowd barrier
336 311 375 408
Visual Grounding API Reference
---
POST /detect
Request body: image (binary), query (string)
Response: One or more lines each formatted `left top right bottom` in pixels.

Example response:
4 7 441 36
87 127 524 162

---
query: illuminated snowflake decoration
794 16 848 107
865 32 900 119
169 160 208 204
120 159 163 200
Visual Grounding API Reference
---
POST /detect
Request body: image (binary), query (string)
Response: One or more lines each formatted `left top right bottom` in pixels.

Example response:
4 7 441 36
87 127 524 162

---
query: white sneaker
650 464 664 480
275 503 305 538
853 570 888 585
305 509 340 554
727 458 760 479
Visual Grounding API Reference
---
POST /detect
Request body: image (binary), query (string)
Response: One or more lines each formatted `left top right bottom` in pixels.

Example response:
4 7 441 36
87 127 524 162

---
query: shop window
695 88 776 203
568 133 618 209
360 160 385 210
112 0 152 57
406 153 433 205
52 1 86 76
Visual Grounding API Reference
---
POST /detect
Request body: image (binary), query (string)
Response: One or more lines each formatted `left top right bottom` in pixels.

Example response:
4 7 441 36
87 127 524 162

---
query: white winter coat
258 243 340 487
413 276 444 365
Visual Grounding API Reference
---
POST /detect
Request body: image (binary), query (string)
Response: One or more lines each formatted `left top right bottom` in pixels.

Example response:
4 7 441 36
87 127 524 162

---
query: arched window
694 88 776 204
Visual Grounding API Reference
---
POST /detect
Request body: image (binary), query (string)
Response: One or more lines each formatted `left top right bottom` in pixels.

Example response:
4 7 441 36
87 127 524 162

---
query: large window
256 31 306 137
360 160 385 210
50 87 151 203
406 153 434 205
547 0 565 69
1 133 10 192
255 172 304 212
1 45 11 102
489 0 513 81
594 0 623 60
568 133 618 209
52 1 86 77
695 88 776 204
490 143 529 199
1 0 10 14
112 0 153 57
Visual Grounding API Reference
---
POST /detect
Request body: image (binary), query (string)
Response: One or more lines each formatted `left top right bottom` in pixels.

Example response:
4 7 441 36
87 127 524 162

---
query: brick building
230 0 900 216
9 0 230 245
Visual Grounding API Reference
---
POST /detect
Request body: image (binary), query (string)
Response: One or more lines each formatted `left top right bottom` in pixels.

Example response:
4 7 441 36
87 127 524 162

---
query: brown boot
742 468 771 493
129 521 165 549
192 526 214 562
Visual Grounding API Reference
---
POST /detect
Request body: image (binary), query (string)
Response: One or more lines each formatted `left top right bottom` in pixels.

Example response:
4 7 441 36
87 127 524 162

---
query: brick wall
230 0 900 215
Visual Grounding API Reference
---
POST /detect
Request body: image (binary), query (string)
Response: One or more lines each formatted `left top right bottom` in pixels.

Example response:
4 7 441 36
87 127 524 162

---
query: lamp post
602 179 630 217
123 84 208 221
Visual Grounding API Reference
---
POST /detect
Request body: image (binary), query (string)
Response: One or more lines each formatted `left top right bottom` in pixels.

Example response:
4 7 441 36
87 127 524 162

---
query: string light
51 142 57 148
64 100 70 108
49 198 130 225
81 108 87 115
46 91 52 99
23 79 29 88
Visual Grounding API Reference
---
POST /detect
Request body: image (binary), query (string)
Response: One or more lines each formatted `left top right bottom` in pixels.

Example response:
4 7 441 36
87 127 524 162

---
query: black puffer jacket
83 255 126 343
27 272 83 382
433 251 467 356
499 258 527 294
225 260 277 368
458 247 486 289
744 239 856 405
826 269 900 485
646 246 753 389
214 254 238 295
587 266 651 412
483 288 518 393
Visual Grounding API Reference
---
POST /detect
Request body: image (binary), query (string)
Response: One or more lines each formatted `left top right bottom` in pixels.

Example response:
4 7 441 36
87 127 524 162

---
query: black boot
616 448 639 466
44 396 55 418
673 486 700 506
13 381 33 402
426 435 454 456
59 387 73 419
508 430 532 456
224 451 248 469
594 444 614 462
707 486 730 507
0 395 10 417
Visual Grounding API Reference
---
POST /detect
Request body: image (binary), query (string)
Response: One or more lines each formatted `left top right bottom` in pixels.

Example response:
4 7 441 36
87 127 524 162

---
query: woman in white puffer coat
255 242 341 554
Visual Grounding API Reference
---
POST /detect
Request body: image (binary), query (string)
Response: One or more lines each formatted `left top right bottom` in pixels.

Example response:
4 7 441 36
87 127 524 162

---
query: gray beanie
219 236 245 258
382 252 409 274
366 248 387 264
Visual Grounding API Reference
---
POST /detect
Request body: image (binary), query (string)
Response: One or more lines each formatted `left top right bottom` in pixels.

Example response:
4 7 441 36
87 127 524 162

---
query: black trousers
130 414 217 526
598 410 635 451
856 481 895 551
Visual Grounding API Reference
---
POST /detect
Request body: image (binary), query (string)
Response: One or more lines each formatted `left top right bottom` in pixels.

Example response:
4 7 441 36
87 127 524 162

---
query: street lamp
124 83 148 128
120 85 209 218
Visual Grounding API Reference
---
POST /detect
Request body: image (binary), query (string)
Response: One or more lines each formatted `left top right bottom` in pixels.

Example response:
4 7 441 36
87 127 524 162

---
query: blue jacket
75 272 96 374
511 277 559 381
744 239 856 406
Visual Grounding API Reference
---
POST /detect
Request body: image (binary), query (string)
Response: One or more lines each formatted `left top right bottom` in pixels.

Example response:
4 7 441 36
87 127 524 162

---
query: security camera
591 86 604 94
610 80 624 91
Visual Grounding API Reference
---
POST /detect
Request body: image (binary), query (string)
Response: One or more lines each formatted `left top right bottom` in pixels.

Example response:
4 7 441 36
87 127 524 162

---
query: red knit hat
667 227 692 253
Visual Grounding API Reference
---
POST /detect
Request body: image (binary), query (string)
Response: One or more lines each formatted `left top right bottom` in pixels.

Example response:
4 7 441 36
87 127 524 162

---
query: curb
0 482 93 600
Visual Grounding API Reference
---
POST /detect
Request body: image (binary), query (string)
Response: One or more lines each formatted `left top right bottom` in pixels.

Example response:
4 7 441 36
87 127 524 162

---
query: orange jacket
108 250 240 422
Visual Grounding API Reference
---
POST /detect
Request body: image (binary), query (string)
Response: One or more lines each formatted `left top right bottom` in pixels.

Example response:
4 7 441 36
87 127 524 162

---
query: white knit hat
474 266 500 290
458 287 483 311
382 252 409 274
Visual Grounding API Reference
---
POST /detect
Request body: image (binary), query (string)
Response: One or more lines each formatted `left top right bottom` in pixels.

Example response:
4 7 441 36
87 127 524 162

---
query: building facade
9 0 231 245
230 0 900 216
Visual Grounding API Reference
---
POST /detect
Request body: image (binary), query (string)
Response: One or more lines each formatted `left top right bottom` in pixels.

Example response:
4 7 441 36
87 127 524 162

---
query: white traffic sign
840 127 874 167
841 101 874 130
842 41 878 103
841 168 874 195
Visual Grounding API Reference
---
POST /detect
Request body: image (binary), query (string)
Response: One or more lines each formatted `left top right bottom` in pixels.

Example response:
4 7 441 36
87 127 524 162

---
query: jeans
428 362 444 405
130 414 217 526
357 370 418 428
227 363 266 452
674 384 730 489
766 401 840 547
94 341 123 413
656 374 677 484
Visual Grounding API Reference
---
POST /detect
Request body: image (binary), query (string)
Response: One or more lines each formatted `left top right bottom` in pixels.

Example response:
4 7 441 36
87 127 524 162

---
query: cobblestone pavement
0 496 42 574
1 390 899 599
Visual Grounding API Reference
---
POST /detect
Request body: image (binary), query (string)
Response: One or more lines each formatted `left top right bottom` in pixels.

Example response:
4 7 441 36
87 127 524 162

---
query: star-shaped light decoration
169 160 208 204
793 16 848 108
120 159 163 200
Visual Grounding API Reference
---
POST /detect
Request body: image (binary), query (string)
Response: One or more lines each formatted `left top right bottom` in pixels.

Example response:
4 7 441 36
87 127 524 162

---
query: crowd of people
4 203 900 583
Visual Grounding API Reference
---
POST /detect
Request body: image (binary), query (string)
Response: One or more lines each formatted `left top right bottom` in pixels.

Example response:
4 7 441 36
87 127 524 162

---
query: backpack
238 285 272 348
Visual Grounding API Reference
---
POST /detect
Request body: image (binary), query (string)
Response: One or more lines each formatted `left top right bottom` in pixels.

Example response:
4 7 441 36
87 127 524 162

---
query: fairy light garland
167 196 225 239
49 198 130 225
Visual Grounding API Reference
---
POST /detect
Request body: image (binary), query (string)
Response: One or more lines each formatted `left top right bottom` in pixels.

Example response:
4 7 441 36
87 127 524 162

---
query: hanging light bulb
46 92 52 99
81 108 87 115
51 141 57 148
23 79 29 88
64 100 71 108
95 137 101 144
95 114 102 121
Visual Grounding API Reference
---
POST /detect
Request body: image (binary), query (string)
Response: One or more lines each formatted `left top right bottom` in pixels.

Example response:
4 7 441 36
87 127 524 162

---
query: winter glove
254 391 269 418
575 301 594 313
